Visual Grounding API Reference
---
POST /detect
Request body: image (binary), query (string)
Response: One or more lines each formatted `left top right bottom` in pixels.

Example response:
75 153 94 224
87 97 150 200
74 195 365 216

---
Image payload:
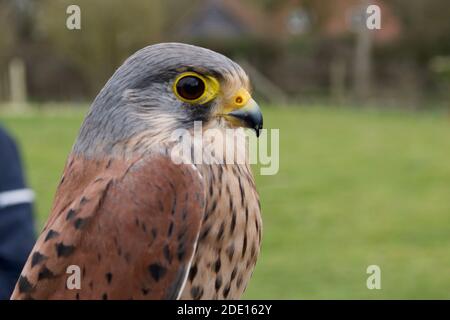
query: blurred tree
0 1 19 100
36 0 166 96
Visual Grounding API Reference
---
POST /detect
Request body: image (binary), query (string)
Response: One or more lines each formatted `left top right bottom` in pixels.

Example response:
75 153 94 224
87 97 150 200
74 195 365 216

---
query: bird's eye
175 75 205 101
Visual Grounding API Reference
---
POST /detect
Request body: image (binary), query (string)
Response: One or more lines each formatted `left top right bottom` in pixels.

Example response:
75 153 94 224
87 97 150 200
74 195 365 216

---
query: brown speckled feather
11 154 205 300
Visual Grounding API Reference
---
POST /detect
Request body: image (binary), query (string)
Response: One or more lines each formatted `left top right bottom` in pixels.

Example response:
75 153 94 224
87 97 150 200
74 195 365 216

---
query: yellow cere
223 87 251 113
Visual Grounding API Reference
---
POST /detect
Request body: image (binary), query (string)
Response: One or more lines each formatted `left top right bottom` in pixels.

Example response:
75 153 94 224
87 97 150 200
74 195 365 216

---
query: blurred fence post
8 57 28 110
353 0 373 103
330 57 347 105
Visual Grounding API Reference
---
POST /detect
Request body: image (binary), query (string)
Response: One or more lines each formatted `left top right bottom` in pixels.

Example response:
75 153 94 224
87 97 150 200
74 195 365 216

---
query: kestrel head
74 42 263 156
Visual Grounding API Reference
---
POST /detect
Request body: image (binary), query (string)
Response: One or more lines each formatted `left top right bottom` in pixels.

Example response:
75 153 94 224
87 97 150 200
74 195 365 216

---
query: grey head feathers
73 42 248 158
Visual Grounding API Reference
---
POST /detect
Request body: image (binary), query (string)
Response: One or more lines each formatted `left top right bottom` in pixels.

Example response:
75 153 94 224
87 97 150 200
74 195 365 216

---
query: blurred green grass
2 105 450 299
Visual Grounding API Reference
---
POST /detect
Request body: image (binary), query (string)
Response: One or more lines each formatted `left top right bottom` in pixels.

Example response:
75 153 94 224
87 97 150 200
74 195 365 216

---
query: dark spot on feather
210 199 218 213
191 286 203 300
102 293 108 300
188 264 197 282
141 288 149 295
177 241 186 261
18 276 32 293
216 222 225 241
242 233 248 257
223 283 231 298
238 177 245 207
226 244 235 262
168 222 174 237
66 209 76 220
230 210 237 235
106 272 113 284
163 244 172 263
38 266 55 280
214 258 221 273
231 267 238 281
31 252 47 268
76 293 80 300
74 217 88 229
148 263 167 282
199 224 211 241
171 198 176 215
237 275 243 288
215 275 222 290
55 242 75 257
80 196 88 205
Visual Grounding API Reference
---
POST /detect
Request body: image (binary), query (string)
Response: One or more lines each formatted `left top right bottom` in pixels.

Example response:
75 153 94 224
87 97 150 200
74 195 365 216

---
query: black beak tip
254 123 263 137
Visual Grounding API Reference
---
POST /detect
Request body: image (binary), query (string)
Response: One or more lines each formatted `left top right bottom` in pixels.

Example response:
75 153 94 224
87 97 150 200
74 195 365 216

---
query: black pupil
176 76 205 100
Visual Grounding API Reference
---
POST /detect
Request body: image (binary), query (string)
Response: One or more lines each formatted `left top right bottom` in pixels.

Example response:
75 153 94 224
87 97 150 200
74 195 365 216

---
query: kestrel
11 43 263 300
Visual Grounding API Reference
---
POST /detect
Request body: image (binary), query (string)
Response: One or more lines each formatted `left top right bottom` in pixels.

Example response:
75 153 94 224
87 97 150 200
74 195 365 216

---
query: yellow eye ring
173 72 219 104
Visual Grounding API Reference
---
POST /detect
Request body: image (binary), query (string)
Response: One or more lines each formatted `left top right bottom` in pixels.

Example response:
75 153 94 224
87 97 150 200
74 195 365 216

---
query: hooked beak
223 88 263 137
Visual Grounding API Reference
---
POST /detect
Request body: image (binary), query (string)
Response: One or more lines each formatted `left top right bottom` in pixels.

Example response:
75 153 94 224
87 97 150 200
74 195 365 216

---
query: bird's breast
179 163 262 300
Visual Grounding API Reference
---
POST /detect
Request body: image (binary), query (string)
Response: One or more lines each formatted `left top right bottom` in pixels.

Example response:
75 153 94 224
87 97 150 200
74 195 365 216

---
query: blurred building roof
322 0 401 43
173 0 267 39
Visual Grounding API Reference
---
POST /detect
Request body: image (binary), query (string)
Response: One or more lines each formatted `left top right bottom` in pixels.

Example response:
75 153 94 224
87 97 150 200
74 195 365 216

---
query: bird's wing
11 154 205 300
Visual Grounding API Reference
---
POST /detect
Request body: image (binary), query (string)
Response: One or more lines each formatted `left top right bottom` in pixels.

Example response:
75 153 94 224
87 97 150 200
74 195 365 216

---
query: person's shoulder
0 125 17 151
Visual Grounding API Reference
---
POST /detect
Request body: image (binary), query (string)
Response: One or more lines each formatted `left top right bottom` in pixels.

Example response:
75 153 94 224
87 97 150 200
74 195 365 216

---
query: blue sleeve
0 126 36 299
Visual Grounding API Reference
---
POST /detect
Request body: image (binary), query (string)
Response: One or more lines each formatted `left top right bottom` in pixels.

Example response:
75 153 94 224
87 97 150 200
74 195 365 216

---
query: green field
2 106 450 299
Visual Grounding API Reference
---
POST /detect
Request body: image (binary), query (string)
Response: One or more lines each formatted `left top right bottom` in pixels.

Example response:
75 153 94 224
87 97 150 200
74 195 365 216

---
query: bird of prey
11 43 263 300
